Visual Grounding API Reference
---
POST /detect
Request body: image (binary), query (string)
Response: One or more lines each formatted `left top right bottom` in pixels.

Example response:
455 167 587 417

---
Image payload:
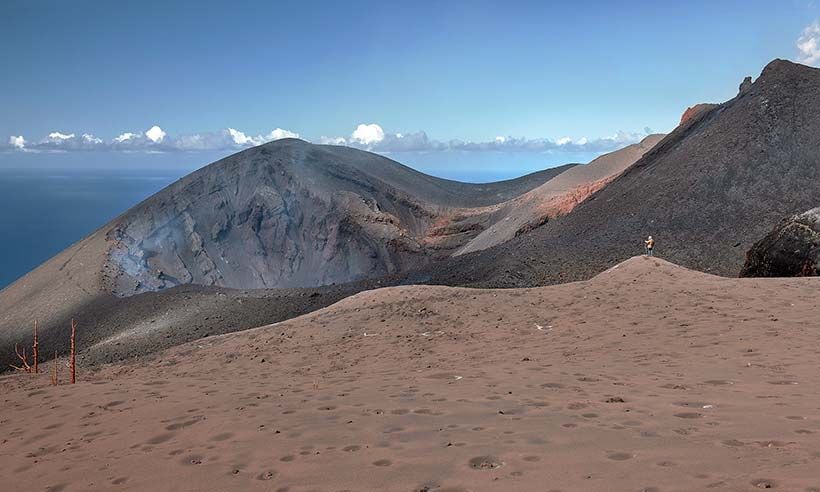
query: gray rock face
96 139 570 295
740 207 820 277
103 141 429 294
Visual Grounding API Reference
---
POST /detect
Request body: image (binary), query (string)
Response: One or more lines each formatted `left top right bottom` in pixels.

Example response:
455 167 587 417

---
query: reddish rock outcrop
680 103 719 126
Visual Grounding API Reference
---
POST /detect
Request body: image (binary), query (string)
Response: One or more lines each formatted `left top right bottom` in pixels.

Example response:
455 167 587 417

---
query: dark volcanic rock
739 75 753 94
740 207 820 277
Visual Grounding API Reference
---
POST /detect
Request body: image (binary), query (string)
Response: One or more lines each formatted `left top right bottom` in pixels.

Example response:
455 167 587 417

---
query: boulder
740 207 820 277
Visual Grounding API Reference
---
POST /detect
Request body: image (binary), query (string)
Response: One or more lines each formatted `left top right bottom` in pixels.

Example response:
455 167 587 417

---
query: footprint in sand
373 459 392 466
541 382 564 389
209 432 234 441
166 418 201 431
181 454 203 465
721 439 745 447
468 456 503 469
607 452 633 461
146 432 176 445
673 401 710 408
750 478 777 489
256 470 277 480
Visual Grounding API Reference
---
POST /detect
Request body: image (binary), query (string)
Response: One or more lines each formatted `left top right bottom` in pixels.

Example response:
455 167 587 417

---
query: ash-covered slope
428 59 820 287
450 134 664 255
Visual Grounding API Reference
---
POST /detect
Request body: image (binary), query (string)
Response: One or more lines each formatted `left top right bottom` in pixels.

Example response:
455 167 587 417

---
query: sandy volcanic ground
1 256 820 491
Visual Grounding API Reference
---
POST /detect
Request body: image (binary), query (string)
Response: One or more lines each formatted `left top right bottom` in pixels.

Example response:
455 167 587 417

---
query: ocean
0 168 183 289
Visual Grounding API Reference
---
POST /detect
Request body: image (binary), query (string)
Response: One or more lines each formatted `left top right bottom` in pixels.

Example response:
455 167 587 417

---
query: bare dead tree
32 319 39 374
70 319 77 384
52 350 58 386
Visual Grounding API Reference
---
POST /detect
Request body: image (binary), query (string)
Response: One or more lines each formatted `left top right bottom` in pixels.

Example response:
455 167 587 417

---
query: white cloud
351 123 385 146
267 128 299 140
228 128 260 146
8 135 26 150
320 136 347 145
314 124 652 154
797 21 820 65
226 127 299 147
82 133 103 144
114 132 138 143
3 124 651 155
48 131 75 141
145 125 166 143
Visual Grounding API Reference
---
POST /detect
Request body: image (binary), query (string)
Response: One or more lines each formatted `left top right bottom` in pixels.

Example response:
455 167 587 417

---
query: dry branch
10 343 32 372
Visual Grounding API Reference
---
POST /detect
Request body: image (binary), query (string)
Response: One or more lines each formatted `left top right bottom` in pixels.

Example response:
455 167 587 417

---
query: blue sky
2 0 820 180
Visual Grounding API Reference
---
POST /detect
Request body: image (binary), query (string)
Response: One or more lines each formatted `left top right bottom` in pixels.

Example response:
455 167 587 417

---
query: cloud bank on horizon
4 123 655 156
797 21 820 65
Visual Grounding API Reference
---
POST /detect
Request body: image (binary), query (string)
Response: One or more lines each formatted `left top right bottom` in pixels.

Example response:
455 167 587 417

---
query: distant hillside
449 134 664 255
427 59 820 287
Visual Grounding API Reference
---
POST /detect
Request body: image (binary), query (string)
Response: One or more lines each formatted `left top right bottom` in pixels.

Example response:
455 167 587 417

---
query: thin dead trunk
32 320 39 374
70 319 76 384
52 350 58 386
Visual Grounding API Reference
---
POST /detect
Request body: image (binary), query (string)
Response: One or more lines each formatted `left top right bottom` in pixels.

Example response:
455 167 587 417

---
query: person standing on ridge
644 235 655 257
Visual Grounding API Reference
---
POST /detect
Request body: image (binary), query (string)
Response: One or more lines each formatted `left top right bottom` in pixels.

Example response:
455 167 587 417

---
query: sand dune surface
1 256 819 491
